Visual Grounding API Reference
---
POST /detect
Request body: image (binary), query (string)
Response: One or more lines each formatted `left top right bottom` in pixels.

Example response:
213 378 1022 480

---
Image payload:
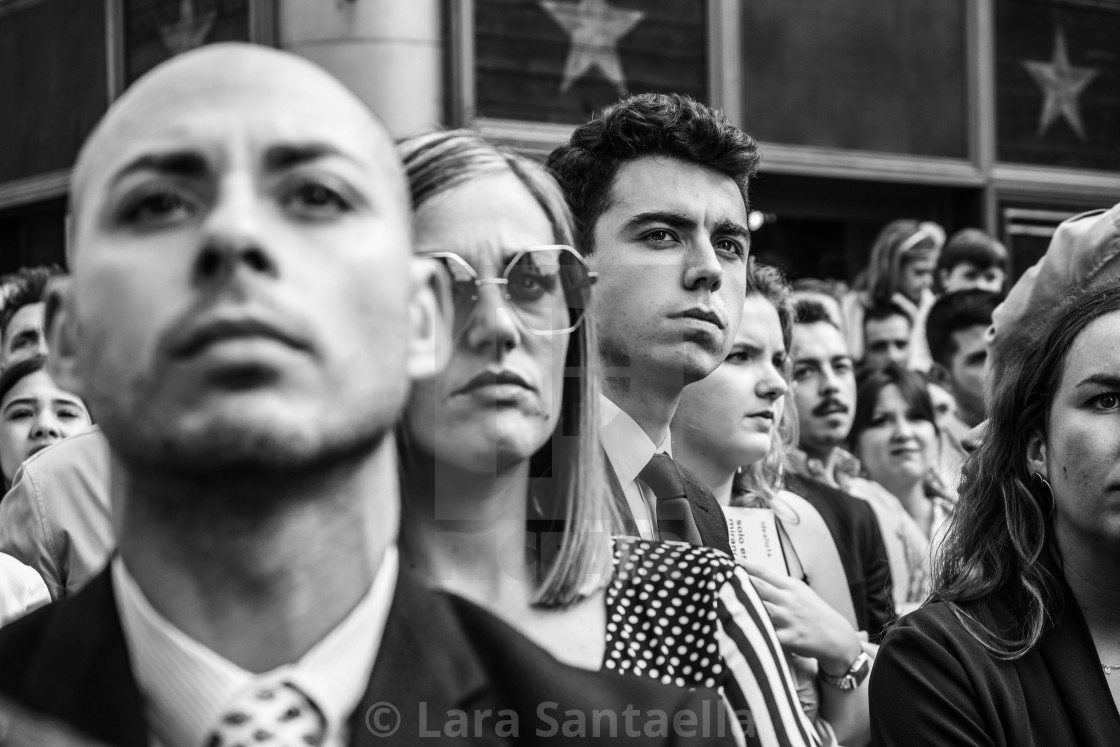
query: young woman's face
673 295 787 473
0 370 91 485
855 383 937 496
405 173 571 475
899 255 937 302
1035 310 1120 550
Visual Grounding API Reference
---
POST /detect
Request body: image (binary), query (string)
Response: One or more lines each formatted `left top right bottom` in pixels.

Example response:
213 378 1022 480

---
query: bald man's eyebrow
264 143 349 172
112 151 209 186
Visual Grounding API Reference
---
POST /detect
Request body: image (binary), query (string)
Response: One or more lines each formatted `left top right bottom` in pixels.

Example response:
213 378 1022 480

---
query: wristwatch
817 651 872 690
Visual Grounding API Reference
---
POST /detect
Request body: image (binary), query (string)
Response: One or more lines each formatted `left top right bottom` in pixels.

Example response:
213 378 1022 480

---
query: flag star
159 0 217 56
540 0 644 95
1021 27 1098 140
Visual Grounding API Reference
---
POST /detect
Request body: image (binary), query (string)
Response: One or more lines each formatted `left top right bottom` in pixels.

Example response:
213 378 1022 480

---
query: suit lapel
349 571 502 746
21 569 149 747
679 467 733 555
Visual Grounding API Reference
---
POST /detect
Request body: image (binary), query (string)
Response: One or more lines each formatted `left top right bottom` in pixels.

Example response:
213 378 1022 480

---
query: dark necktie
639 453 703 546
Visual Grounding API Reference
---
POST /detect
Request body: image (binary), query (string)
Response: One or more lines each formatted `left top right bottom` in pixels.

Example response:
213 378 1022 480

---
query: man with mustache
547 94 757 554
0 44 732 746
786 299 895 643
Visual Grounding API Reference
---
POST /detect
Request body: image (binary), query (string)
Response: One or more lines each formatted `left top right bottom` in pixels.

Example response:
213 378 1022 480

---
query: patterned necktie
205 681 327 747
639 453 703 545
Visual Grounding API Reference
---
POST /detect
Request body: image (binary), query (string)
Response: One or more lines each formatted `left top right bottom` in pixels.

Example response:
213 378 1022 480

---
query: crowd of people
0 43 1115 746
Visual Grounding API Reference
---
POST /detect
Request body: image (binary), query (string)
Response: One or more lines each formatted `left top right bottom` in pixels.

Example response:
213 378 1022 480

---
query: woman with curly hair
870 282 1120 745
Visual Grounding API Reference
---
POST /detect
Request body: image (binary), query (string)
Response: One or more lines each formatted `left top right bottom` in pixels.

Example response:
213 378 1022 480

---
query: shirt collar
598 394 670 486
114 546 398 747
786 445 862 490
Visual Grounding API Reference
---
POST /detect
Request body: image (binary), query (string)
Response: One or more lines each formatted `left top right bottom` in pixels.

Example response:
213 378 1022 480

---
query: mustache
811 398 849 418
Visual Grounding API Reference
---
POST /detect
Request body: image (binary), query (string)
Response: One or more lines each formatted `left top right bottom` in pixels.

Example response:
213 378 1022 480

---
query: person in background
547 93 760 555
399 129 811 747
925 289 999 492
861 303 912 369
0 270 112 602
790 278 847 334
841 220 944 371
0 427 110 600
672 261 871 746
785 299 895 641
0 355 91 491
0 266 64 370
849 362 952 614
935 228 1008 296
871 283 1120 746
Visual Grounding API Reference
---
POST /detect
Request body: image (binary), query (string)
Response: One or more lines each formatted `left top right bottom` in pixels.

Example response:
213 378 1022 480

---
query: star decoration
540 0 644 95
1022 27 1098 140
159 0 216 56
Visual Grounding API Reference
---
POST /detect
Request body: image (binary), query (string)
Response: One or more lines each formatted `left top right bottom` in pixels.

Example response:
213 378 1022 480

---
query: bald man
0 45 731 746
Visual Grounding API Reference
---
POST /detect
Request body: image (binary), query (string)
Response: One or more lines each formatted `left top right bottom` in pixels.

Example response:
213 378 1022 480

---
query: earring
1030 472 1055 519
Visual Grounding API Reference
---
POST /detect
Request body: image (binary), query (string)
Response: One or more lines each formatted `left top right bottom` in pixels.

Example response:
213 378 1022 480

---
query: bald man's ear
45 278 84 398
406 257 452 381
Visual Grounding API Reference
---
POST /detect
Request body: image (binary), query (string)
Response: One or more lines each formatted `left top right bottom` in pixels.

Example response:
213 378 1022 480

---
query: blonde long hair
397 130 619 607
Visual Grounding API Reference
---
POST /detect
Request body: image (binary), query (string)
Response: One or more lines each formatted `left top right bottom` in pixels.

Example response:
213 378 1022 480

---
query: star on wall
540 0 644 95
1021 27 1098 140
159 0 216 56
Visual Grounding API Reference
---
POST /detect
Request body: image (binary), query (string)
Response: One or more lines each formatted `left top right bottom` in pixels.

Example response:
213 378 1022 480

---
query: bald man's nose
194 179 278 282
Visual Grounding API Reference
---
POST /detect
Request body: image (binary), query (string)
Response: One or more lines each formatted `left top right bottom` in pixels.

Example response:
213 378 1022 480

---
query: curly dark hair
0 265 64 341
546 93 759 254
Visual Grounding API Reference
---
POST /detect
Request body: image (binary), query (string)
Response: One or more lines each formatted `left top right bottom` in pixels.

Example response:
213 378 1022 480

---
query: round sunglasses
420 245 598 337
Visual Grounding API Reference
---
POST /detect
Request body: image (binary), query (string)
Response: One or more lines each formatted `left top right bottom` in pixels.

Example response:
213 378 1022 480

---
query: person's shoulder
880 597 1000 663
444 587 734 743
612 537 737 582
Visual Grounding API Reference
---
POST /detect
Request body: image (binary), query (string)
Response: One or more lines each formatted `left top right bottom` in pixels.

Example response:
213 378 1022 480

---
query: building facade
1 0 1117 281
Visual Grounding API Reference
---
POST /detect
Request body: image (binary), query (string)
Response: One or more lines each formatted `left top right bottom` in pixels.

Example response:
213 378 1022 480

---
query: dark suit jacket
784 473 894 643
0 568 734 745
605 453 732 556
871 579 1120 746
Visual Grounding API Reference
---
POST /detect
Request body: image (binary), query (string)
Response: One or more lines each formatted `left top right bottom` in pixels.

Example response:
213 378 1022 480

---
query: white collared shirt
113 546 398 747
598 394 672 541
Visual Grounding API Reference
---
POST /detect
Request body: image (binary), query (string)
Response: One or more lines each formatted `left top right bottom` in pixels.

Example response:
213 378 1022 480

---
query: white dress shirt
598 394 673 541
113 546 398 747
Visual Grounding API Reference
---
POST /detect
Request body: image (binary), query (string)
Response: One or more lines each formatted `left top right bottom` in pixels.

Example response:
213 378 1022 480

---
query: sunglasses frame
421 244 598 337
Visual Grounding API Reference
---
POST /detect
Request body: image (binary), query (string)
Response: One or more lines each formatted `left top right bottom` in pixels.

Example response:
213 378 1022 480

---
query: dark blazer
784 473 894 642
871 580 1120 746
0 568 734 746
605 453 733 556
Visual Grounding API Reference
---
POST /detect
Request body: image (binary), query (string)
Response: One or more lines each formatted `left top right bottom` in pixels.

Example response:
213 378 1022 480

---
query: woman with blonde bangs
672 261 871 746
841 220 944 371
871 283 1120 746
397 130 822 747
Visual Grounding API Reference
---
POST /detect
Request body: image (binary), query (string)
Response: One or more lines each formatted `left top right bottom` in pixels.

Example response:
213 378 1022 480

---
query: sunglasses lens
506 247 591 334
433 257 478 338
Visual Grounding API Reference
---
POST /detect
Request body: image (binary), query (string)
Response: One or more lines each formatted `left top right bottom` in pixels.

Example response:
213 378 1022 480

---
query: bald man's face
61 49 418 475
